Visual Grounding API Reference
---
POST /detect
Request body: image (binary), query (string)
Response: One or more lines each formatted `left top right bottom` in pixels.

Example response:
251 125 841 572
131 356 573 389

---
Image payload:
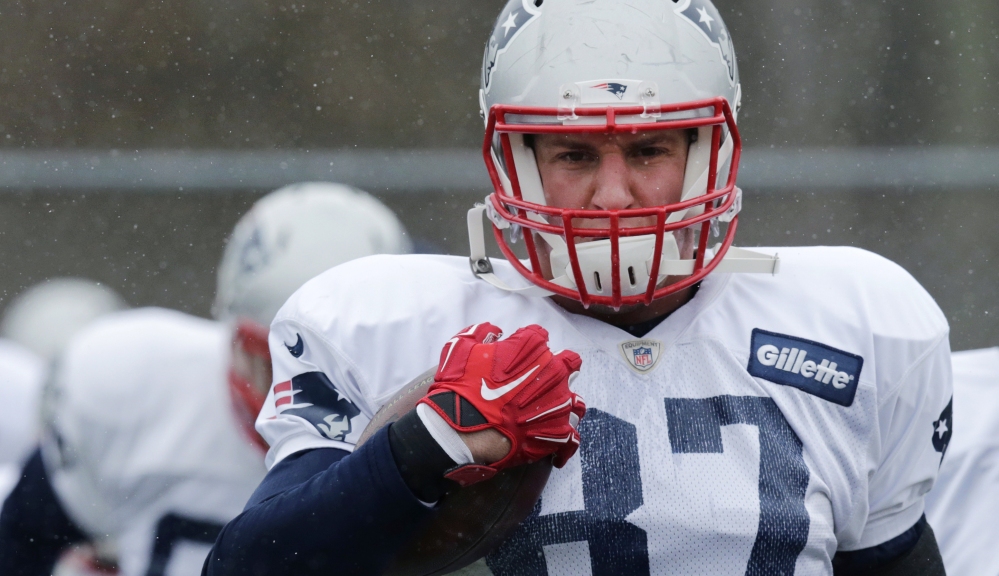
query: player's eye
634 146 669 159
557 150 592 163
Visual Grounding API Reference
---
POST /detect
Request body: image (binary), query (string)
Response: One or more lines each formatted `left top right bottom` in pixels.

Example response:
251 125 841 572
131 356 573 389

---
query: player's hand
417 322 585 486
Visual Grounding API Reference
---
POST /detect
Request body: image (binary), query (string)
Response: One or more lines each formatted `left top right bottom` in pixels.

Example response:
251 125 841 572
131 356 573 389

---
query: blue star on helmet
483 0 541 90
501 12 519 36
696 6 714 31
676 0 737 84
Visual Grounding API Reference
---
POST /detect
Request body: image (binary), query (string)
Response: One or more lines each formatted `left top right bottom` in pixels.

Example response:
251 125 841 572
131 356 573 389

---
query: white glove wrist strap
417 403 475 466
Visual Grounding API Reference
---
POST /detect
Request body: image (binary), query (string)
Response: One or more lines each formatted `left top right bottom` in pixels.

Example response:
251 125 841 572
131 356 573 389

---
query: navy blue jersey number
487 409 648 575
145 513 224 576
487 397 809 576
666 396 810 575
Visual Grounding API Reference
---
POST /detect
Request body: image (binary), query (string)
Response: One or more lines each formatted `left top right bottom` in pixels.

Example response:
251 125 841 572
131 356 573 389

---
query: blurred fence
0 147 996 192
0 147 996 352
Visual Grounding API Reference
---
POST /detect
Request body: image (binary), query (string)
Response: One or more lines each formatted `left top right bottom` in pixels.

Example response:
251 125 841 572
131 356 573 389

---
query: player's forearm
203 426 434 576
0 449 88 576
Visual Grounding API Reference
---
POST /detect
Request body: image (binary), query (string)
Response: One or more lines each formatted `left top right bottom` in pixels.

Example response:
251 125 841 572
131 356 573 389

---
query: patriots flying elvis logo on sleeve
273 372 362 441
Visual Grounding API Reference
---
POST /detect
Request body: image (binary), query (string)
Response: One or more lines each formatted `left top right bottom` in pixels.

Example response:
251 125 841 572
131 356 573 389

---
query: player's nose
589 151 637 212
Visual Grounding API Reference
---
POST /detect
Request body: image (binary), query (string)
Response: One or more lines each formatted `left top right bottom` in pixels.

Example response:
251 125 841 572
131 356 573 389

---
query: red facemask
483 96 742 309
228 320 271 453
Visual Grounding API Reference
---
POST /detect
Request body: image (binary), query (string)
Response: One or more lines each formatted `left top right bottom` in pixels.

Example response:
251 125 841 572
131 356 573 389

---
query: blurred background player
0 279 128 365
0 279 127 500
925 345 999 575
0 182 412 576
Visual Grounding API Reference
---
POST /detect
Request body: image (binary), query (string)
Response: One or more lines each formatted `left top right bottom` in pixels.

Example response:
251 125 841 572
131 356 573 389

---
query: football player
0 339 46 502
205 1 952 575
0 183 412 576
0 278 126 501
0 278 127 364
925 346 997 575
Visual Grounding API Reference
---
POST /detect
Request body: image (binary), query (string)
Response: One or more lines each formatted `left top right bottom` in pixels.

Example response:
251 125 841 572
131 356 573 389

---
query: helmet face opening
482 96 743 309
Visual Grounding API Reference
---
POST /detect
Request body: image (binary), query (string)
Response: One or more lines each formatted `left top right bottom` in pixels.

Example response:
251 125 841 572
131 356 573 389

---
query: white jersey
0 338 46 501
42 308 267 576
925 347 998 576
258 247 952 576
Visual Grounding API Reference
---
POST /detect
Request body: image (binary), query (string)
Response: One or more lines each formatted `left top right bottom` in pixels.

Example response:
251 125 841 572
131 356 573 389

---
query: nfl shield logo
619 339 663 373
633 347 653 367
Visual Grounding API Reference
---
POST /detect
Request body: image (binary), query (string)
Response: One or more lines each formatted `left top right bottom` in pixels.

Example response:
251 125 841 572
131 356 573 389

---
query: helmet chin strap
466 203 554 297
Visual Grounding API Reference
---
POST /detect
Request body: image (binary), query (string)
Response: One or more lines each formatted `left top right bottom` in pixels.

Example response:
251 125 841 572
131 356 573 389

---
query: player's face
533 129 690 214
531 129 694 277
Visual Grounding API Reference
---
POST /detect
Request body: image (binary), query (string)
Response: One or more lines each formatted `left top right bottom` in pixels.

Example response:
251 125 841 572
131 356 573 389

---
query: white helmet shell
482 0 740 116
213 182 412 327
0 278 127 363
469 0 762 308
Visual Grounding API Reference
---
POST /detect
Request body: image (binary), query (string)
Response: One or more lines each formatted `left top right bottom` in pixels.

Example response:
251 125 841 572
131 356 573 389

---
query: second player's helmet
474 0 756 308
214 182 412 447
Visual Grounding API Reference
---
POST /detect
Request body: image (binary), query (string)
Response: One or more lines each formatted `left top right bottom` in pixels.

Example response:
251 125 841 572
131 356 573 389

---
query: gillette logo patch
747 328 863 407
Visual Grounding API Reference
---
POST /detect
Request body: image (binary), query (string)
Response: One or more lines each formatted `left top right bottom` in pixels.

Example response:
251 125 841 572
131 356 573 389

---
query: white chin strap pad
549 234 680 297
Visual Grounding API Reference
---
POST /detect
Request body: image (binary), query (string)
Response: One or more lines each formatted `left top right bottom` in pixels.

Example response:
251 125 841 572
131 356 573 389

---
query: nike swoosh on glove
417 322 585 486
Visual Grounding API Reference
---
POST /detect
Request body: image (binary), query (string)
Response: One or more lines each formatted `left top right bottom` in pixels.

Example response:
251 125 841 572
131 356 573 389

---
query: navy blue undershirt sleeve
0 448 88 576
833 515 944 575
243 446 349 508
204 426 435 576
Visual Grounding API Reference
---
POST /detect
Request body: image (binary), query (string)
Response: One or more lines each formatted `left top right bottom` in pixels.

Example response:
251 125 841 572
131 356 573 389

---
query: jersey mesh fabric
40 308 267 576
256 249 951 575
925 347 999 576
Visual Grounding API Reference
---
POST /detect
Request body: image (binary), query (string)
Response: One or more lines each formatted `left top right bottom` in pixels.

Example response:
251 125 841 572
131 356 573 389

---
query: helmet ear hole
534 0 543 6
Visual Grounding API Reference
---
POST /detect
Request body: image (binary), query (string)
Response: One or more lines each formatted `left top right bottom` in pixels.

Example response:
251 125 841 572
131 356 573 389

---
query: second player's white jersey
925 346 999 576
0 338 46 502
42 308 267 576
259 247 952 575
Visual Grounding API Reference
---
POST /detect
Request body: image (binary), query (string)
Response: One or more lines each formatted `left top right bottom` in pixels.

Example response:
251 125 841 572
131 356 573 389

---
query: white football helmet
214 182 412 444
214 182 412 327
0 278 127 362
469 0 777 308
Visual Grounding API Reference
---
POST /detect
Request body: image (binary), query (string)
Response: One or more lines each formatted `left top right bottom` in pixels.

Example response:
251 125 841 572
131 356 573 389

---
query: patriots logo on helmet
591 83 628 100
238 227 270 276
674 0 737 85
273 372 362 441
483 0 541 92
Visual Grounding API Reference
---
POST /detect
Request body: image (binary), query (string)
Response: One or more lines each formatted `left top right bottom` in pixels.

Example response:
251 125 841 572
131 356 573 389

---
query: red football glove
417 322 585 486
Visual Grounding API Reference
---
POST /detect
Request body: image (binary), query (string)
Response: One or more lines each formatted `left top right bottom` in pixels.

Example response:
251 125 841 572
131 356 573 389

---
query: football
356 366 551 576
